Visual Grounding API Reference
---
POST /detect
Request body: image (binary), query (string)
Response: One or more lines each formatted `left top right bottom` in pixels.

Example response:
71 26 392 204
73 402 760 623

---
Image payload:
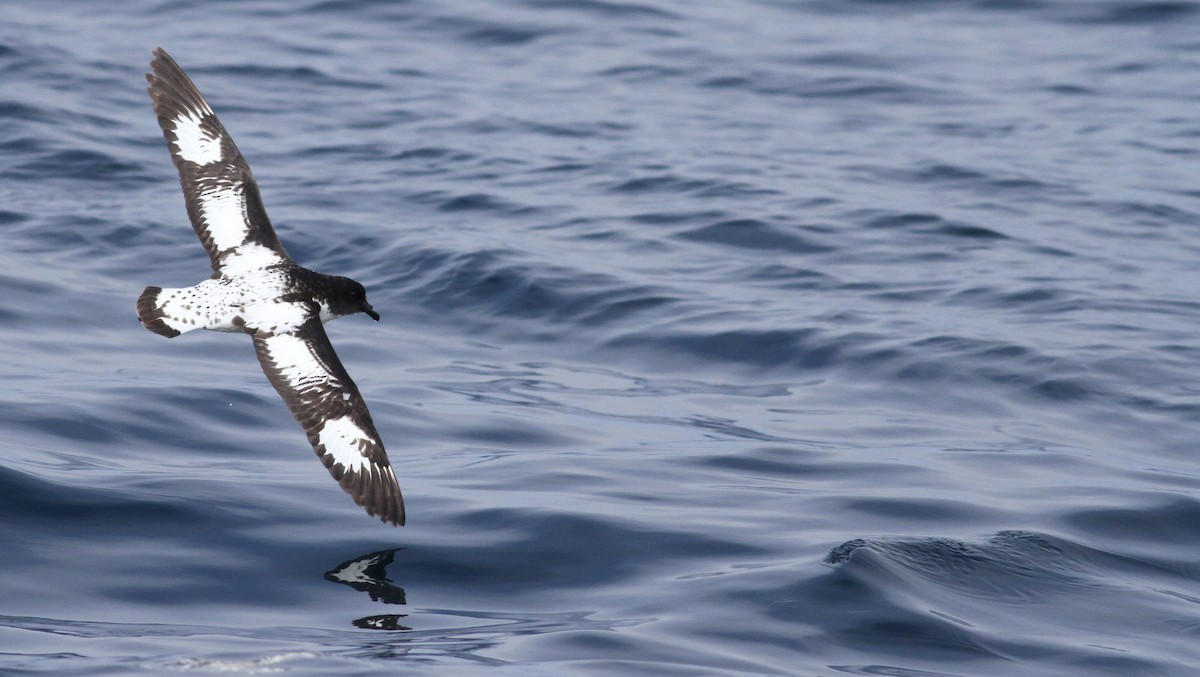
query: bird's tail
137 286 186 338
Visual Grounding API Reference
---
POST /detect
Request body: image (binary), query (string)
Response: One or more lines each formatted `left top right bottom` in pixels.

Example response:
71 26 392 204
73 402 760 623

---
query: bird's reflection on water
325 549 409 631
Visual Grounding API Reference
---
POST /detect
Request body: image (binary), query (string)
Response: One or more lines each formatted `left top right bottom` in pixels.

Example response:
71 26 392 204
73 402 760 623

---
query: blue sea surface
2 1 1199 675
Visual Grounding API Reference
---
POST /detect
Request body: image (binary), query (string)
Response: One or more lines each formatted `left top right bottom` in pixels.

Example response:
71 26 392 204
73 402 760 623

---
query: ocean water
2 0 1199 674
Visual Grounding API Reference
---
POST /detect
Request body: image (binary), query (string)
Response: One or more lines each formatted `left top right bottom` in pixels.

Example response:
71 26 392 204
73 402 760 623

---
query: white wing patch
257 331 331 385
220 242 287 277
194 183 247 252
318 416 373 473
171 108 223 165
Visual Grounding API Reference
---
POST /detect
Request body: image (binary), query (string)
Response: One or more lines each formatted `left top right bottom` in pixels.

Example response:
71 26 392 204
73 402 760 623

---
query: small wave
1051 1 1200 24
401 247 682 329
0 100 43 121
402 190 535 217
629 209 729 225
437 192 525 213
607 174 779 199
393 146 475 162
700 71 956 105
419 15 558 46
0 464 195 526
858 211 1010 240
853 162 1060 198
6 149 147 182
517 119 631 139
941 285 1076 312
594 64 689 81
604 327 860 371
0 210 29 226
676 218 833 254
524 0 681 20
205 64 381 91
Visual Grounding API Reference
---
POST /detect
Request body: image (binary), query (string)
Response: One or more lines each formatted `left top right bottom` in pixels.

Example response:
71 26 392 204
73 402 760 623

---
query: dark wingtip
379 484 405 527
337 464 405 527
148 47 175 82
150 47 174 68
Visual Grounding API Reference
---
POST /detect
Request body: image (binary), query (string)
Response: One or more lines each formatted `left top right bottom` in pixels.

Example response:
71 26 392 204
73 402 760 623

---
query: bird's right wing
146 48 290 277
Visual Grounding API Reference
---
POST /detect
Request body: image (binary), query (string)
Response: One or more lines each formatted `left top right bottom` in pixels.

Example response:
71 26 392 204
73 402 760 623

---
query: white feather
243 300 309 334
318 416 372 472
220 243 286 277
171 108 223 165
196 185 247 252
259 332 334 395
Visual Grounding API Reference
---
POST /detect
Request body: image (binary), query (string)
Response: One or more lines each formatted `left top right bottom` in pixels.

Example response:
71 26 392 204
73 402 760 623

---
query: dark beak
363 304 380 321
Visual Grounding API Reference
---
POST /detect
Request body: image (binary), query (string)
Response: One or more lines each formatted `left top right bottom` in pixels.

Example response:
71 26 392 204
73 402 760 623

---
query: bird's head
333 277 379 321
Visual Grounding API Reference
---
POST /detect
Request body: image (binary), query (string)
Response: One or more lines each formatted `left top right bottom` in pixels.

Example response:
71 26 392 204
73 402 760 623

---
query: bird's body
136 48 404 526
140 266 353 335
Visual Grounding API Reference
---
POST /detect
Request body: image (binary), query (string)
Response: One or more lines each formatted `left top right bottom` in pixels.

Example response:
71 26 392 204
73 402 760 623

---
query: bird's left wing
248 302 404 526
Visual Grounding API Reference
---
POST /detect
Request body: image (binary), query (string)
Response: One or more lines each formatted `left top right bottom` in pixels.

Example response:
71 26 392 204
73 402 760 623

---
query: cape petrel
136 48 404 526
